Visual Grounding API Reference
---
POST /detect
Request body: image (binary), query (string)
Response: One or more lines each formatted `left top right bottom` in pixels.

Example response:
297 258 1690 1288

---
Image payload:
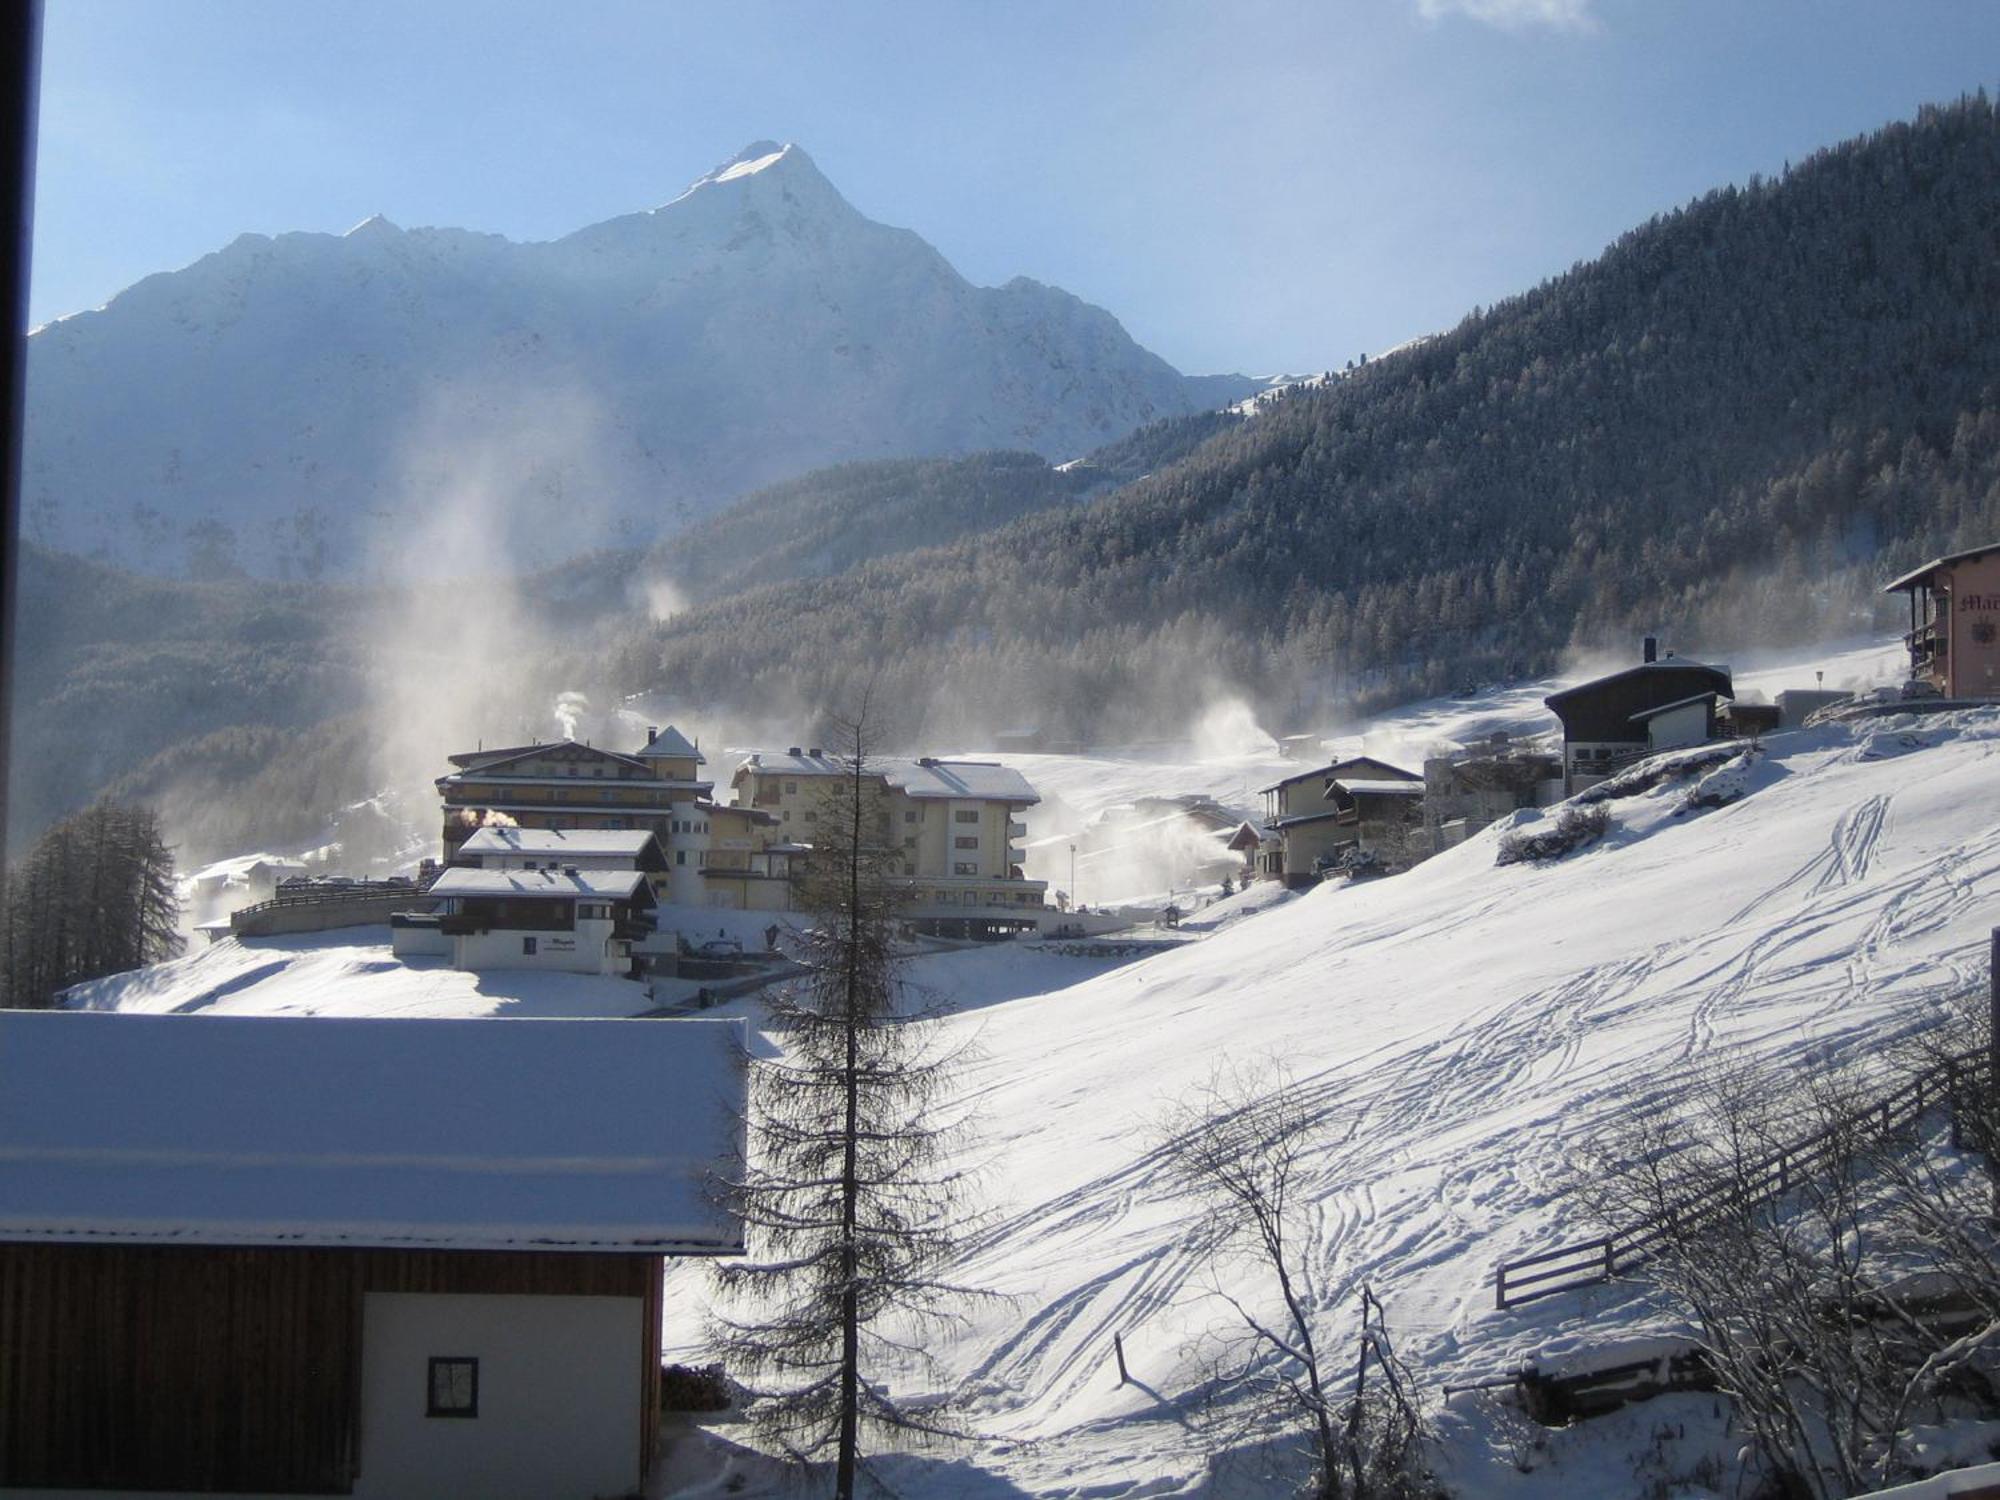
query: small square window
427 1356 479 1418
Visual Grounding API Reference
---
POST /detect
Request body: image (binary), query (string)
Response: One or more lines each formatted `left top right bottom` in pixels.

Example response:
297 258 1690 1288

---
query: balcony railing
1905 624 1945 667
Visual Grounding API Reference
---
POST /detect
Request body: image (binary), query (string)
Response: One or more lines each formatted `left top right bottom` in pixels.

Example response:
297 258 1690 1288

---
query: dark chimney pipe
1643 636 1658 664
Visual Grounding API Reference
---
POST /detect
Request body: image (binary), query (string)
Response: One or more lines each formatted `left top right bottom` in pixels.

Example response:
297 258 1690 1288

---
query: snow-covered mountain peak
25 139 1257 576
342 213 401 240
664 139 823 208
710 139 792 180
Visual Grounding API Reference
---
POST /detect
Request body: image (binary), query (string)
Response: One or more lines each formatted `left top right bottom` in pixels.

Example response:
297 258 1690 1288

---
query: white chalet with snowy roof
415 866 657 976
0 1009 744 1499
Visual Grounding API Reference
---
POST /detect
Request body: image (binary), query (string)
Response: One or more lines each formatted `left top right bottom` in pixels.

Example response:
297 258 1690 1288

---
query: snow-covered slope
65 640 1990 1495
668 703 1997 1495
25 142 1254 577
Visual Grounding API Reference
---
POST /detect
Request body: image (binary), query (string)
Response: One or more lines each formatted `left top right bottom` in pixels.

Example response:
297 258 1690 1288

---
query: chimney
809 747 822 758
1643 636 1658 664
788 746 802 757
647 726 658 745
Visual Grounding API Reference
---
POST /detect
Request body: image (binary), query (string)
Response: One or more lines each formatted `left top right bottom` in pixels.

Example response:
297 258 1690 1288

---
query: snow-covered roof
1628 691 1723 723
1883 539 2000 593
1329 779 1426 797
636 724 704 763
1544 660 1733 708
1258 763 1341 794
441 740 653 778
457 827 660 861
1325 756 1421 783
737 752 1040 804
187 853 309 884
887 758 1039 803
0 1011 744 1253
429 868 652 901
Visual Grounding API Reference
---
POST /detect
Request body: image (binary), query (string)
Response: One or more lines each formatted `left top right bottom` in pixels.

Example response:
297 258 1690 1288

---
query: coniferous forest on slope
12 97 2000 859
609 97 2000 741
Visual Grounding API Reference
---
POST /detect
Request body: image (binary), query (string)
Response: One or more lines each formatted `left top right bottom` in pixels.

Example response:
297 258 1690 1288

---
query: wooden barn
0 1011 745 1499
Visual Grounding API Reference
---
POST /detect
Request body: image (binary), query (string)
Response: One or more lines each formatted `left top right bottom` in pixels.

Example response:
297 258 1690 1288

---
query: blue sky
29 0 2000 373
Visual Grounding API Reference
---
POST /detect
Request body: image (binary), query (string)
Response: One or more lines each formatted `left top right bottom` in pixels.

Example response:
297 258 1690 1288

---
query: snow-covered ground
970 634 1905 907
663 700 1975 1497
73 633 1997 1497
63 927 664 1020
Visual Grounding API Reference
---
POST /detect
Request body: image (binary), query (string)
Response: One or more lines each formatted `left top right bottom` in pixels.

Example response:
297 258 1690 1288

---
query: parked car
697 937 743 959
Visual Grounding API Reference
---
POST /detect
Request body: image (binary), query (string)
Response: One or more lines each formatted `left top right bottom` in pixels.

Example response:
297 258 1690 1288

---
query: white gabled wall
451 918 624 975
354 1292 644 1500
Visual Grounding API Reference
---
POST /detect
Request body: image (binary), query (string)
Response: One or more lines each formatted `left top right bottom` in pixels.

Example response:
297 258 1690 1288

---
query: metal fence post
1990 926 1998 1217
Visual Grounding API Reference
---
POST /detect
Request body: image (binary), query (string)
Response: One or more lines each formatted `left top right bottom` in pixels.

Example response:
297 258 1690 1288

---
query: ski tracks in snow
942 714 2000 1458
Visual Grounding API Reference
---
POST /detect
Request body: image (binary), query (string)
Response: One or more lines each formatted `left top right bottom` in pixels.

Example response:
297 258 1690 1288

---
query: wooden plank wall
0 1243 663 1494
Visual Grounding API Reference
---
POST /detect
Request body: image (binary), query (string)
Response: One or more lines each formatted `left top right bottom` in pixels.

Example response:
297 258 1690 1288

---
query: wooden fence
1494 1048 1992 1310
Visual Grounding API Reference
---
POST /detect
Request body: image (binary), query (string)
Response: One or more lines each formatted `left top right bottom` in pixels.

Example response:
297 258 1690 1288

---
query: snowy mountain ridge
24 141 1255 578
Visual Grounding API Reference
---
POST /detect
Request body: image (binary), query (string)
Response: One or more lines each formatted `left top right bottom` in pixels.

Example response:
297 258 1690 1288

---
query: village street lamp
1069 844 1077 912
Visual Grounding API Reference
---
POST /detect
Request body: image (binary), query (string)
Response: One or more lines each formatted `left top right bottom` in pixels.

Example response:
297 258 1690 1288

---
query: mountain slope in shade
24 142 1256 578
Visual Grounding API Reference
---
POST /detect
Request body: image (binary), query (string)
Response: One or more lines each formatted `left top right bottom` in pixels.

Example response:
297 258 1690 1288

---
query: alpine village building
1541 639 1735 795
1257 756 1425 887
729 748 1048 937
435 729 1049 940
1885 540 2000 700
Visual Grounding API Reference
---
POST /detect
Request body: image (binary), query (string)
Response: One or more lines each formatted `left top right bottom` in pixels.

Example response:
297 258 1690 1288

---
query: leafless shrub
1578 1048 2000 1499
1495 803 1610 866
1159 1064 1435 1498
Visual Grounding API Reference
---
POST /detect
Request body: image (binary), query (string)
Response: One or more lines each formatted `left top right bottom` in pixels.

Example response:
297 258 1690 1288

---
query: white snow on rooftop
737 751 1040 804
0 1011 744 1252
636 723 704 761
63 929 676 1021
457 827 657 860
429 867 650 900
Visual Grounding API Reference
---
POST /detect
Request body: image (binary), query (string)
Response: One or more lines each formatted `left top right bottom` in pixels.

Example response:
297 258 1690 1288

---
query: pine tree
709 708 980 1495
1 800 182 1009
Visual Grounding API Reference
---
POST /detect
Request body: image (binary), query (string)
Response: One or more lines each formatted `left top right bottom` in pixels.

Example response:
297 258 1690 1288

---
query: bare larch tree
710 708 980 1497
